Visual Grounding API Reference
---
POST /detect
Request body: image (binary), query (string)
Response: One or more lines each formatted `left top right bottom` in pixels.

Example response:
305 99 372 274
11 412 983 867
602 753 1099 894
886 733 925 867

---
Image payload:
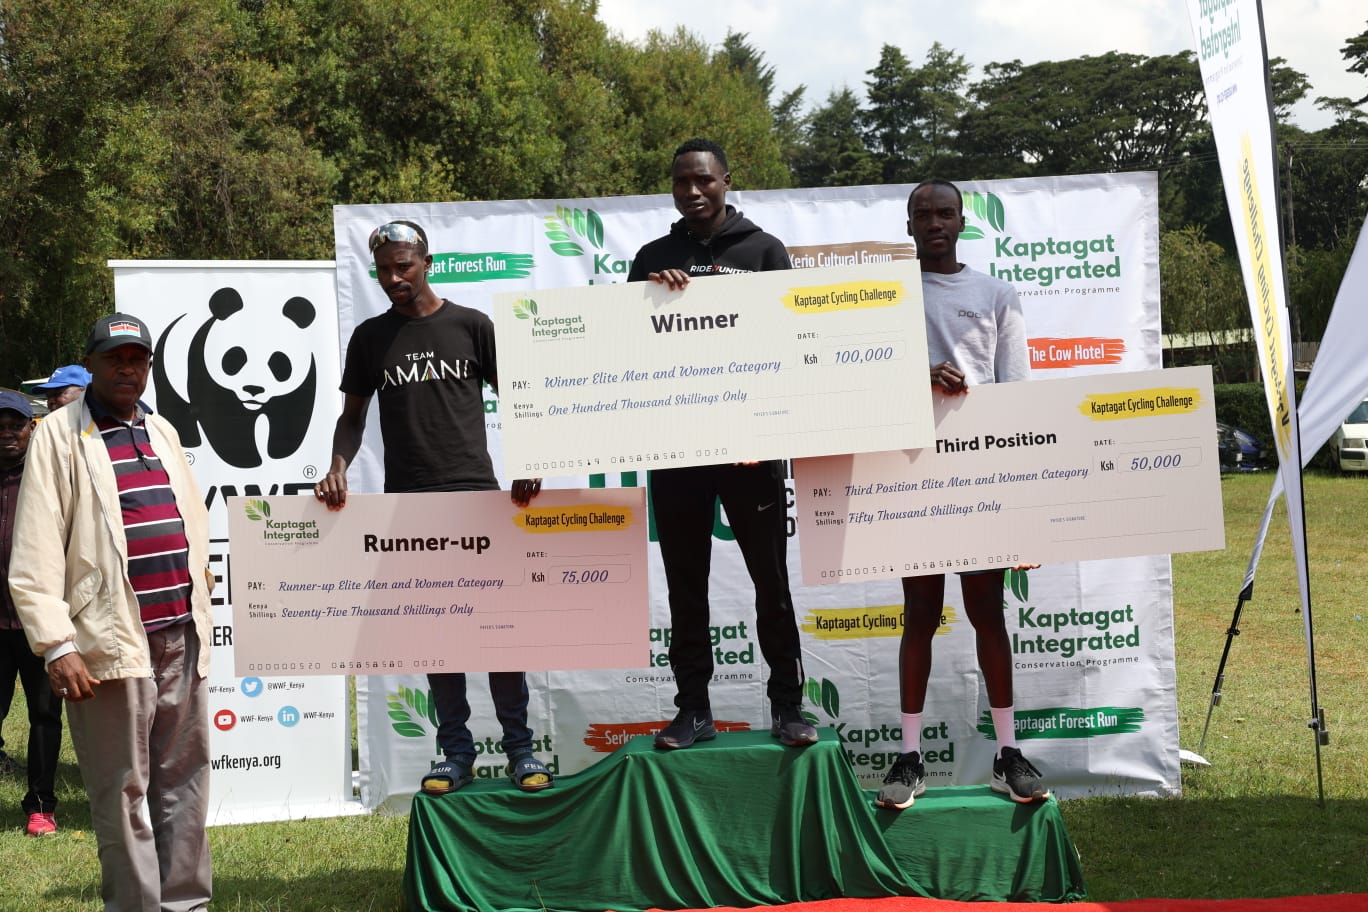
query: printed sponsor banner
338 172 1177 811
793 366 1224 583
109 261 354 824
1184 0 1314 670
493 261 933 476
226 489 648 675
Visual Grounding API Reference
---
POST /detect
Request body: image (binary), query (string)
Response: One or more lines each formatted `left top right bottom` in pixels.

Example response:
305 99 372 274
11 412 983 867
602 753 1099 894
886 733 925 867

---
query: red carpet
665 895 1365 911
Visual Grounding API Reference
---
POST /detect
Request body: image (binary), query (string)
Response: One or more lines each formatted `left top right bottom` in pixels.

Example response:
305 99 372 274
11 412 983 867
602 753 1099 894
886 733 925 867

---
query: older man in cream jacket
10 313 214 912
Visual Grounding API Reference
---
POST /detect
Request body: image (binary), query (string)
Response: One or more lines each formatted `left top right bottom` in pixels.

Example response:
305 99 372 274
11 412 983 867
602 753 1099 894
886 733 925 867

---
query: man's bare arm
315 393 370 510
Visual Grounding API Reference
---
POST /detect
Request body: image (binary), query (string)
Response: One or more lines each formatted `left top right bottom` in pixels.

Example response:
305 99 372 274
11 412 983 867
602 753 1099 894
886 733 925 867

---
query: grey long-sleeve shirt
921 265 1030 385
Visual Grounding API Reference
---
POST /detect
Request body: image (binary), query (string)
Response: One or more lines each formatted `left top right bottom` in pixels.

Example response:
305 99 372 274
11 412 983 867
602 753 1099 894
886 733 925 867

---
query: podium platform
403 730 1085 911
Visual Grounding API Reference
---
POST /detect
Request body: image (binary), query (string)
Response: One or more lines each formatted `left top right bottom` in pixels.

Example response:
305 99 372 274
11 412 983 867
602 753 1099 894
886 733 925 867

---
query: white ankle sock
901 712 923 755
990 705 1017 755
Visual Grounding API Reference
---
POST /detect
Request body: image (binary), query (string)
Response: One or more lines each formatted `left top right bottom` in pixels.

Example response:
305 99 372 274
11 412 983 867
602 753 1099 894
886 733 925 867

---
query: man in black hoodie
628 138 816 751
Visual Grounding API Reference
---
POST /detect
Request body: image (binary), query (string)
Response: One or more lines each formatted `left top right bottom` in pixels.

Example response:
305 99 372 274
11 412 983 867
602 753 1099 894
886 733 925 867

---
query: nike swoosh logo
693 718 707 731
757 502 775 512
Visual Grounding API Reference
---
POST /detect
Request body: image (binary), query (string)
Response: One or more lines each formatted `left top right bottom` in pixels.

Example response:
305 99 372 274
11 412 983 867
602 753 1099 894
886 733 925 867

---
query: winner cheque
226 489 647 675
792 366 1225 584
492 261 933 477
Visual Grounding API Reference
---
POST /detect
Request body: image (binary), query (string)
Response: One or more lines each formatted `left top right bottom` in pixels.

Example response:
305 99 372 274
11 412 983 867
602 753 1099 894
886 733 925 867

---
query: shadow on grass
1061 795 1368 901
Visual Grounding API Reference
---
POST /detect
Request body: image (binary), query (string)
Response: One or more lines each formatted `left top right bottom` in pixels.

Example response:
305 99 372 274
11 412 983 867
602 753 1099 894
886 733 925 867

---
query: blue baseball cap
32 364 93 392
0 390 34 419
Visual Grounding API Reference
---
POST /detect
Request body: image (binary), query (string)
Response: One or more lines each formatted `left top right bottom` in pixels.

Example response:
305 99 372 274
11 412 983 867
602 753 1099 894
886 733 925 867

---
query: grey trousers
68 622 212 912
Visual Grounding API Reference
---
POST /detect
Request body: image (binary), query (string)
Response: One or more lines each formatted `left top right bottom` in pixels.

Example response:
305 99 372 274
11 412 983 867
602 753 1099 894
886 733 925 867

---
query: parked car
1217 421 1267 473
1331 398 1368 473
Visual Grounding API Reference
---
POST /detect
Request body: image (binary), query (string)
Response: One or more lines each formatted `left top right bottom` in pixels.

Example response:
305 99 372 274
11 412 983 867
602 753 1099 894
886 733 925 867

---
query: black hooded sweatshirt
627 205 791 281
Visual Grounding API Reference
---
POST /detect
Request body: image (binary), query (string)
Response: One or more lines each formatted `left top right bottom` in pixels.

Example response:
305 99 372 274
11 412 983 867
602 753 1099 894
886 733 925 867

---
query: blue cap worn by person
32 364 93 393
0 390 35 419
85 313 154 355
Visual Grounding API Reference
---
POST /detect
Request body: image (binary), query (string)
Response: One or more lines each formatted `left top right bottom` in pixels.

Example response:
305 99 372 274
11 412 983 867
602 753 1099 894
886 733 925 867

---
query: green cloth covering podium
403 730 1086 910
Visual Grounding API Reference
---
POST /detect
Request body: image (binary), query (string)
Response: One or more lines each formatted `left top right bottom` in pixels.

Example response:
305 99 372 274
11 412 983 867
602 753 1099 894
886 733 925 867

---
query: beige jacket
8 399 212 680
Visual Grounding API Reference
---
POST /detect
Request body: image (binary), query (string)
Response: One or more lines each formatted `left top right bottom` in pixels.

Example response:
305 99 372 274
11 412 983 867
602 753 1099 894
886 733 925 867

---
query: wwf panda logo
153 287 317 468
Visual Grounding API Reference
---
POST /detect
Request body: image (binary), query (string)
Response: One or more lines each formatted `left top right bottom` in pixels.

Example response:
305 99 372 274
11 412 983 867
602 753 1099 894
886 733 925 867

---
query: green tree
1281 23 1368 344
862 44 918 183
0 0 334 381
719 30 777 102
794 88 879 187
151 5 335 260
906 42 970 177
772 86 810 184
717 31 807 184
1159 226 1249 383
959 52 1208 179
1340 20 1368 103
604 27 789 192
253 0 562 204
1288 235 1360 346
1280 120 1368 251
503 0 638 197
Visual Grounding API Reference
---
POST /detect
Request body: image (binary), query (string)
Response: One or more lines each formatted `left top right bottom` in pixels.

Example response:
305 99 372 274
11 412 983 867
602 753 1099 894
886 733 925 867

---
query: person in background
0 390 64 836
31 363 92 414
10 314 214 909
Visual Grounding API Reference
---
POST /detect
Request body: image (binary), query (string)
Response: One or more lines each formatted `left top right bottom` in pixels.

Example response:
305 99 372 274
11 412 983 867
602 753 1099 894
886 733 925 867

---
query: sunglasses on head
368 222 426 253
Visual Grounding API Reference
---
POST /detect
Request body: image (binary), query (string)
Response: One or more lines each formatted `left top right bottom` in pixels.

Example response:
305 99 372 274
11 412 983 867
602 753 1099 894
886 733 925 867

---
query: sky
595 0 1364 132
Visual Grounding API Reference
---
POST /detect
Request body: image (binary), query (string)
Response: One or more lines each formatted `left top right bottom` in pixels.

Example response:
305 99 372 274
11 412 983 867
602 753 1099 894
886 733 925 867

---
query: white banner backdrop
109 261 356 824
335 172 1177 812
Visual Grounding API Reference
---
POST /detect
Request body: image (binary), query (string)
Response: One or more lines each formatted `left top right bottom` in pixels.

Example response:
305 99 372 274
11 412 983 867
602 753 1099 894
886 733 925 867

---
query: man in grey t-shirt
876 179 1049 810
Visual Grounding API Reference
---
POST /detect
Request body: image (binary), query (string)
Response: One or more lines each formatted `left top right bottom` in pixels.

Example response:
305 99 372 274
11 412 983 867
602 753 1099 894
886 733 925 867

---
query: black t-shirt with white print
340 300 498 492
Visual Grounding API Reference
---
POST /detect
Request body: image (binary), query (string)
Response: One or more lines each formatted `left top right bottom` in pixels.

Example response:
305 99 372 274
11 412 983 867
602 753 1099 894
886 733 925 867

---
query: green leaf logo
544 207 606 256
821 678 840 717
513 299 539 320
1003 567 1029 608
244 499 271 522
959 191 1006 240
804 676 841 722
387 685 439 739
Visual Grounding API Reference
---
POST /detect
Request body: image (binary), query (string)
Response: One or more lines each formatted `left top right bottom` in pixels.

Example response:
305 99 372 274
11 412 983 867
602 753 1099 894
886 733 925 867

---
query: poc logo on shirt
957 309 983 319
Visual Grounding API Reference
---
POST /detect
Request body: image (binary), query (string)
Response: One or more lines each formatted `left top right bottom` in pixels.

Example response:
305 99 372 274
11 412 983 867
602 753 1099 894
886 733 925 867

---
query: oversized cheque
793 366 1224 584
492 261 933 477
227 489 648 675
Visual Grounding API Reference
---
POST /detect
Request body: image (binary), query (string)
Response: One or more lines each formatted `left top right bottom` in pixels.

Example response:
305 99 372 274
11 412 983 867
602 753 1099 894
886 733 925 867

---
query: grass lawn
2 471 1366 909
1063 470 1368 899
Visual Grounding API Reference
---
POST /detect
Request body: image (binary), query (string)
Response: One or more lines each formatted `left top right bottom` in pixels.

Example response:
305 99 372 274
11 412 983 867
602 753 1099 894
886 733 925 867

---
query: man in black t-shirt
315 220 550 795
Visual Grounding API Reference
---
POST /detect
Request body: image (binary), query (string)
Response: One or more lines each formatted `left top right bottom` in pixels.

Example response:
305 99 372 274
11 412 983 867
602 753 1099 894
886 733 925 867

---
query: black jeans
429 671 532 761
650 461 804 711
0 628 63 813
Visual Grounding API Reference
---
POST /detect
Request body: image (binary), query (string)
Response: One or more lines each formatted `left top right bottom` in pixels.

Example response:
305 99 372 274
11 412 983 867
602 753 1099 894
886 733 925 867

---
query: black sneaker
654 708 717 749
876 751 927 810
991 746 1050 803
770 703 819 747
